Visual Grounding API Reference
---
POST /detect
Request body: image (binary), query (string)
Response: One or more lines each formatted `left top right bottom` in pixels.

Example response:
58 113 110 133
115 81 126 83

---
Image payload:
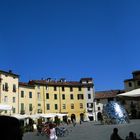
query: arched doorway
80 113 84 121
54 116 60 125
63 115 68 123
71 114 76 122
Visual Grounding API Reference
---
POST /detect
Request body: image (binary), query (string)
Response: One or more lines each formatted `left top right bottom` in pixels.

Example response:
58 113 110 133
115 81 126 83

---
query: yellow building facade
19 82 36 115
0 70 19 115
0 70 94 122
29 78 94 122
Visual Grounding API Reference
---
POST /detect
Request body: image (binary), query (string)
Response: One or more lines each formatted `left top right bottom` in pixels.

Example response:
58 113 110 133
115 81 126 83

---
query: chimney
9 70 12 73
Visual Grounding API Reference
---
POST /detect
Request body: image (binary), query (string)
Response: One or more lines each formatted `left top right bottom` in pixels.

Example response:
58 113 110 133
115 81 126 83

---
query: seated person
110 128 123 140
126 131 137 140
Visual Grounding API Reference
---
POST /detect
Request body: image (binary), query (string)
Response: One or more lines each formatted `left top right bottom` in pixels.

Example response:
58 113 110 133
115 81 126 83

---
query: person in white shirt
49 123 58 140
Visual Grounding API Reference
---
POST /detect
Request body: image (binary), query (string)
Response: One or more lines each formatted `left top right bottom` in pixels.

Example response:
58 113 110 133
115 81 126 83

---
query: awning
39 113 68 118
0 104 12 111
40 113 56 118
12 114 29 120
117 88 140 97
55 113 68 117
29 114 42 119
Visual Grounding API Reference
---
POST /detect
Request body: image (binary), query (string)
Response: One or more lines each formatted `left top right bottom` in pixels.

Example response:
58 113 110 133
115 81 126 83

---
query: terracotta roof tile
19 82 34 88
95 90 124 99
28 79 93 87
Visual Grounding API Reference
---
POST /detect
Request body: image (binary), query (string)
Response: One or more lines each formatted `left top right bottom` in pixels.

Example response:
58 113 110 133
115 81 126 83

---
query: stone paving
23 120 140 140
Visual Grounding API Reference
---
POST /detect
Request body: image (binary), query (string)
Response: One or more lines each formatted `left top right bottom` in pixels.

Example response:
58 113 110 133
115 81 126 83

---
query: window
87 87 90 91
71 103 74 109
88 94 91 99
98 107 100 111
62 87 65 91
90 103 93 108
46 104 50 110
13 108 16 113
62 104 66 109
54 104 58 110
62 94 65 100
54 86 57 91
29 92 32 98
13 84 16 92
96 99 100 105
13 97 16 103
87 103 93 108
80 103 83 109
29 104 32 111
37 92 41 100
21 91 24 98
78 87 81 91
54 94 57 100
5 83 8 91
21 103 24 112
70 94 74 99
38 103 41 106
128 82 132 87
4 96 8 103
2 84 5 91
46 93 49 99
38 109 42 113
77 94 84 100
70 87 73 92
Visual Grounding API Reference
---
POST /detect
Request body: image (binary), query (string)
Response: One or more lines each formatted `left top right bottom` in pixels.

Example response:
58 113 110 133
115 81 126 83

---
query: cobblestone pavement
23 120 140 140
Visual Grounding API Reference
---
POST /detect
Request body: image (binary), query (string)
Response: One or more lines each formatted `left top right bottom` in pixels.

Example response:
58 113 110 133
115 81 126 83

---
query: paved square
23 120 140 140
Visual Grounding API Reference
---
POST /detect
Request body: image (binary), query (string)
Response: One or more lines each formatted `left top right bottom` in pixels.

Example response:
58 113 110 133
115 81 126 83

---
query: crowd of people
1 115 140 140
36 119 76 140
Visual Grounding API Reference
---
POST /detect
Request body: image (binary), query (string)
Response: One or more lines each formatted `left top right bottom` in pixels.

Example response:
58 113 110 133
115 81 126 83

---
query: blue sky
0 0 140 91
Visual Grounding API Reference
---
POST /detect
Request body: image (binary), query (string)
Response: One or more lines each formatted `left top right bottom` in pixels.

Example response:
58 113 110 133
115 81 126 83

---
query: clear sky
0 0 140 91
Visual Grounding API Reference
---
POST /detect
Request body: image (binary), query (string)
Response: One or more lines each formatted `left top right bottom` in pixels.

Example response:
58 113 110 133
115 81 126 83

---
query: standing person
49 123 58 140
110 128 123 140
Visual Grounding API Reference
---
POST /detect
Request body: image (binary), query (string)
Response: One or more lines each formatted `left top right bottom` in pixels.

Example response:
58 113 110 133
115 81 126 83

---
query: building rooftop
19 82 35 88
29 78 93 87
0 70 19 77
95 90 124 99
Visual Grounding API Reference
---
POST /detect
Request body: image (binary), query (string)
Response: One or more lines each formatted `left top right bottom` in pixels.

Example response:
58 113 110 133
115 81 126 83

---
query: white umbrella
117 88 140 97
